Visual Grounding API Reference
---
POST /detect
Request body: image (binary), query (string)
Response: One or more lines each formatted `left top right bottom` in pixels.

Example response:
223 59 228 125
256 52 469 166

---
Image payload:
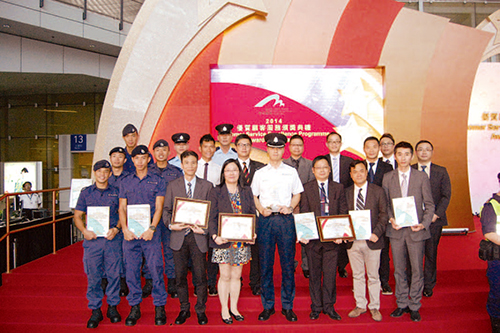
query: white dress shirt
196 159 221 186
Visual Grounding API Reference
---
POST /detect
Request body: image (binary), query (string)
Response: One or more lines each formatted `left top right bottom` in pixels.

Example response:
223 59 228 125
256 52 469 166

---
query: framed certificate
294 212 319 241
172 197 211 229
127 204 151 237
87 206 109 237
393 196 419 227
316 215 355 242
218 213 255 242
69 178 93 209
349 210 372 240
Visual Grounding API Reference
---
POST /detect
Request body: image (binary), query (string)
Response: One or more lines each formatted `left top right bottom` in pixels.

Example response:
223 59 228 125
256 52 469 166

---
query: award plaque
218 213 255 242
316 215 355 242
172 197 211 229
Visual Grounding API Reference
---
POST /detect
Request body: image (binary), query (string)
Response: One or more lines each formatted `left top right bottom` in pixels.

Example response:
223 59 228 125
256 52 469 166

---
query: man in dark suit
299 155 347 321
345 160 388 322
324 131 354 278
284 134 315 279
382 141 435 322
412 140 451 297
163 150 213 326
363 136 393 295
235 133 265 295
379 133 397 170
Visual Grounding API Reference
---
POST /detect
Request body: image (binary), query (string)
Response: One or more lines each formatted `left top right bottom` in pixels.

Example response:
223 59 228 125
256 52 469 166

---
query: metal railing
0 187 72 273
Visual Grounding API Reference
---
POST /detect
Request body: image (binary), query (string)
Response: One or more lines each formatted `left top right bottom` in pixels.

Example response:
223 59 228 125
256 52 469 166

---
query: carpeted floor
0 217 491 332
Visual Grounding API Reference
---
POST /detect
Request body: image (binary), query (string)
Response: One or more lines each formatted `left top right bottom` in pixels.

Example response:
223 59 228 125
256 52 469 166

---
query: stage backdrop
94 0 496 230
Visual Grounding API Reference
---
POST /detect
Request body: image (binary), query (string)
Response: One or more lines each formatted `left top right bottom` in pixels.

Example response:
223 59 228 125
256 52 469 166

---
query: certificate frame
316 214 355 242
218 213 256 242
349 210 372 241
294 212 319 241
172 197 211 229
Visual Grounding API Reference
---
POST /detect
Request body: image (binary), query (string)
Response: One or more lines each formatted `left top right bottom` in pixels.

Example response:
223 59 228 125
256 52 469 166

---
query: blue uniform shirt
123 148 155 174
168 155 181 169
212 147 238 166
108 170 129 189
75 184 120 229
119 170 166 218
150 163 183 185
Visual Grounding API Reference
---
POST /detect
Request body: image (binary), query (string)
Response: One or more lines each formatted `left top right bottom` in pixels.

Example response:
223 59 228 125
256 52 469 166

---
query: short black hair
380 133 395 144
21 168 28 173
219 158 244 187
415 140 434 150
289 134 304 143
312 155 330 168
199 134 215 146
235 133 252 146
394 141 414 155
350 159 367 171
326 131 341 142
180 150 198 162
363 136 380 146
23 181 32 188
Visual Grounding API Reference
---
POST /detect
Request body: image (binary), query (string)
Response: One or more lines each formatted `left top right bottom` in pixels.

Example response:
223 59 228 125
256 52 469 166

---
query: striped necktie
356 188 364 210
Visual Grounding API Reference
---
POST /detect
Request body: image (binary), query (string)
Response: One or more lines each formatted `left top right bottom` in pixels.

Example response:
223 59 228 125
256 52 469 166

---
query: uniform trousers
347 241 381 310
258 214 296 310
173 232 207 313
487 260 500 318
83 234 123 309
304 240 338 312
123 230 167 306
142 222 175 280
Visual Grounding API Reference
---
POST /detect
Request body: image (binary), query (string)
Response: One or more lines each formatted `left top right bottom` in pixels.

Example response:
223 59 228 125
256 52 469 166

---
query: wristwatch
149 225 156 232
114 226 122 232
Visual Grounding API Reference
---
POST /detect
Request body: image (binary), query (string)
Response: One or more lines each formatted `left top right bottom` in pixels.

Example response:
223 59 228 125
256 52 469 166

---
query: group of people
75 122 454 328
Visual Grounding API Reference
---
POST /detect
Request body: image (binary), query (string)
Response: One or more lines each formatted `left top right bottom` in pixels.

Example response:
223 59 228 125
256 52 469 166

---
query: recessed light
3 24 10 28
90 44 95 48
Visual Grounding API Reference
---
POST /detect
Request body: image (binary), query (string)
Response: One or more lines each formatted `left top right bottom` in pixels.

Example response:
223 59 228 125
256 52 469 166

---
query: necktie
292 158 299 170
368 162 375 183
187 182 192 198
320 182 328 216
401 174 408 197
332 157 339 182
385 159 390 164
421 165 428 178
203 163 208 180
242 162 249 184
356 188 364 210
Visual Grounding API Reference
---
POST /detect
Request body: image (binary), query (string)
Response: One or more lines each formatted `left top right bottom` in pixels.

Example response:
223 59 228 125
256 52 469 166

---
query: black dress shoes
142 279 153 298
251 285 262 296
119 277 129 297
309 311 321 320
410 310 421 322
390 307 410 318
125 305 141 326
229 310 244 321
324 309 341 321
221 315 233 325
167 278 178 298
208 285 218 296
155 306 167 326
106 305 121 323
87 309 103 328
423 289 433 297
282 309 298 322
258 308 275 321
338 268 348 278
197 312 208 325
175 310 191 325
303 270 310 279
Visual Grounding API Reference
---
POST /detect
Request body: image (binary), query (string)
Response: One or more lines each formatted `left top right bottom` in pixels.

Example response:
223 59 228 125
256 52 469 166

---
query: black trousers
424 224 443 291
379 235 391 285
249 243 261 288
173 233 207 313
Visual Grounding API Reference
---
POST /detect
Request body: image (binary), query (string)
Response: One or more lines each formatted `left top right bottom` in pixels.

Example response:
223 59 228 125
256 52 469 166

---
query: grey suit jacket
163 176 213 252
283 156 315 185
345 183 388 250
382 168 435 241
411 163 451 227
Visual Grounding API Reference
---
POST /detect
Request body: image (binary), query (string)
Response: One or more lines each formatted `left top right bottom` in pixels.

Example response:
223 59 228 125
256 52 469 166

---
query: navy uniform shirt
75 184 120 229
123 149 155 174
108 170 130 189
150 163 183 185
119 170 166 217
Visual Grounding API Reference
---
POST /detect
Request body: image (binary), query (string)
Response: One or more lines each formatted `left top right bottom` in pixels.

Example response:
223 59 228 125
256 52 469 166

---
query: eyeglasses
237 143 251 148
327 141 341 144
416 148 433 152
381 143 394 147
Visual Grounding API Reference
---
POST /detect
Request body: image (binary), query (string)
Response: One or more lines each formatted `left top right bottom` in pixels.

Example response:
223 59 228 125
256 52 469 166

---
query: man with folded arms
120 145 167 326
382 141 434 322
345 160 388 322
252 133 303 322
299 155 346 321
74 160 122 329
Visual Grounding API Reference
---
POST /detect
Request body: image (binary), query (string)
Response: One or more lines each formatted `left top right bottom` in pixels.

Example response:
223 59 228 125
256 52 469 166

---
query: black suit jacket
379 156 397 170
345 183 388 250
324 154 354 188
208 184 256 249
411 163 451 227
300 179 348 249
368 159 393 187
242 159 265 186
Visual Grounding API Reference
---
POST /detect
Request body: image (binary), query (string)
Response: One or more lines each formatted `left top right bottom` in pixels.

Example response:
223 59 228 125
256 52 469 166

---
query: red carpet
0 217 491 332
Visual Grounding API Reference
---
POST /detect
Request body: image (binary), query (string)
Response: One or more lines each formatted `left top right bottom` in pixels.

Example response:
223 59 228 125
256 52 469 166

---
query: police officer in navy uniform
120 145 168 326
212 124 238 166
74 160 123 329
169 133 190 169
121 124 154 173
147 139 183 299
251 133 304 322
